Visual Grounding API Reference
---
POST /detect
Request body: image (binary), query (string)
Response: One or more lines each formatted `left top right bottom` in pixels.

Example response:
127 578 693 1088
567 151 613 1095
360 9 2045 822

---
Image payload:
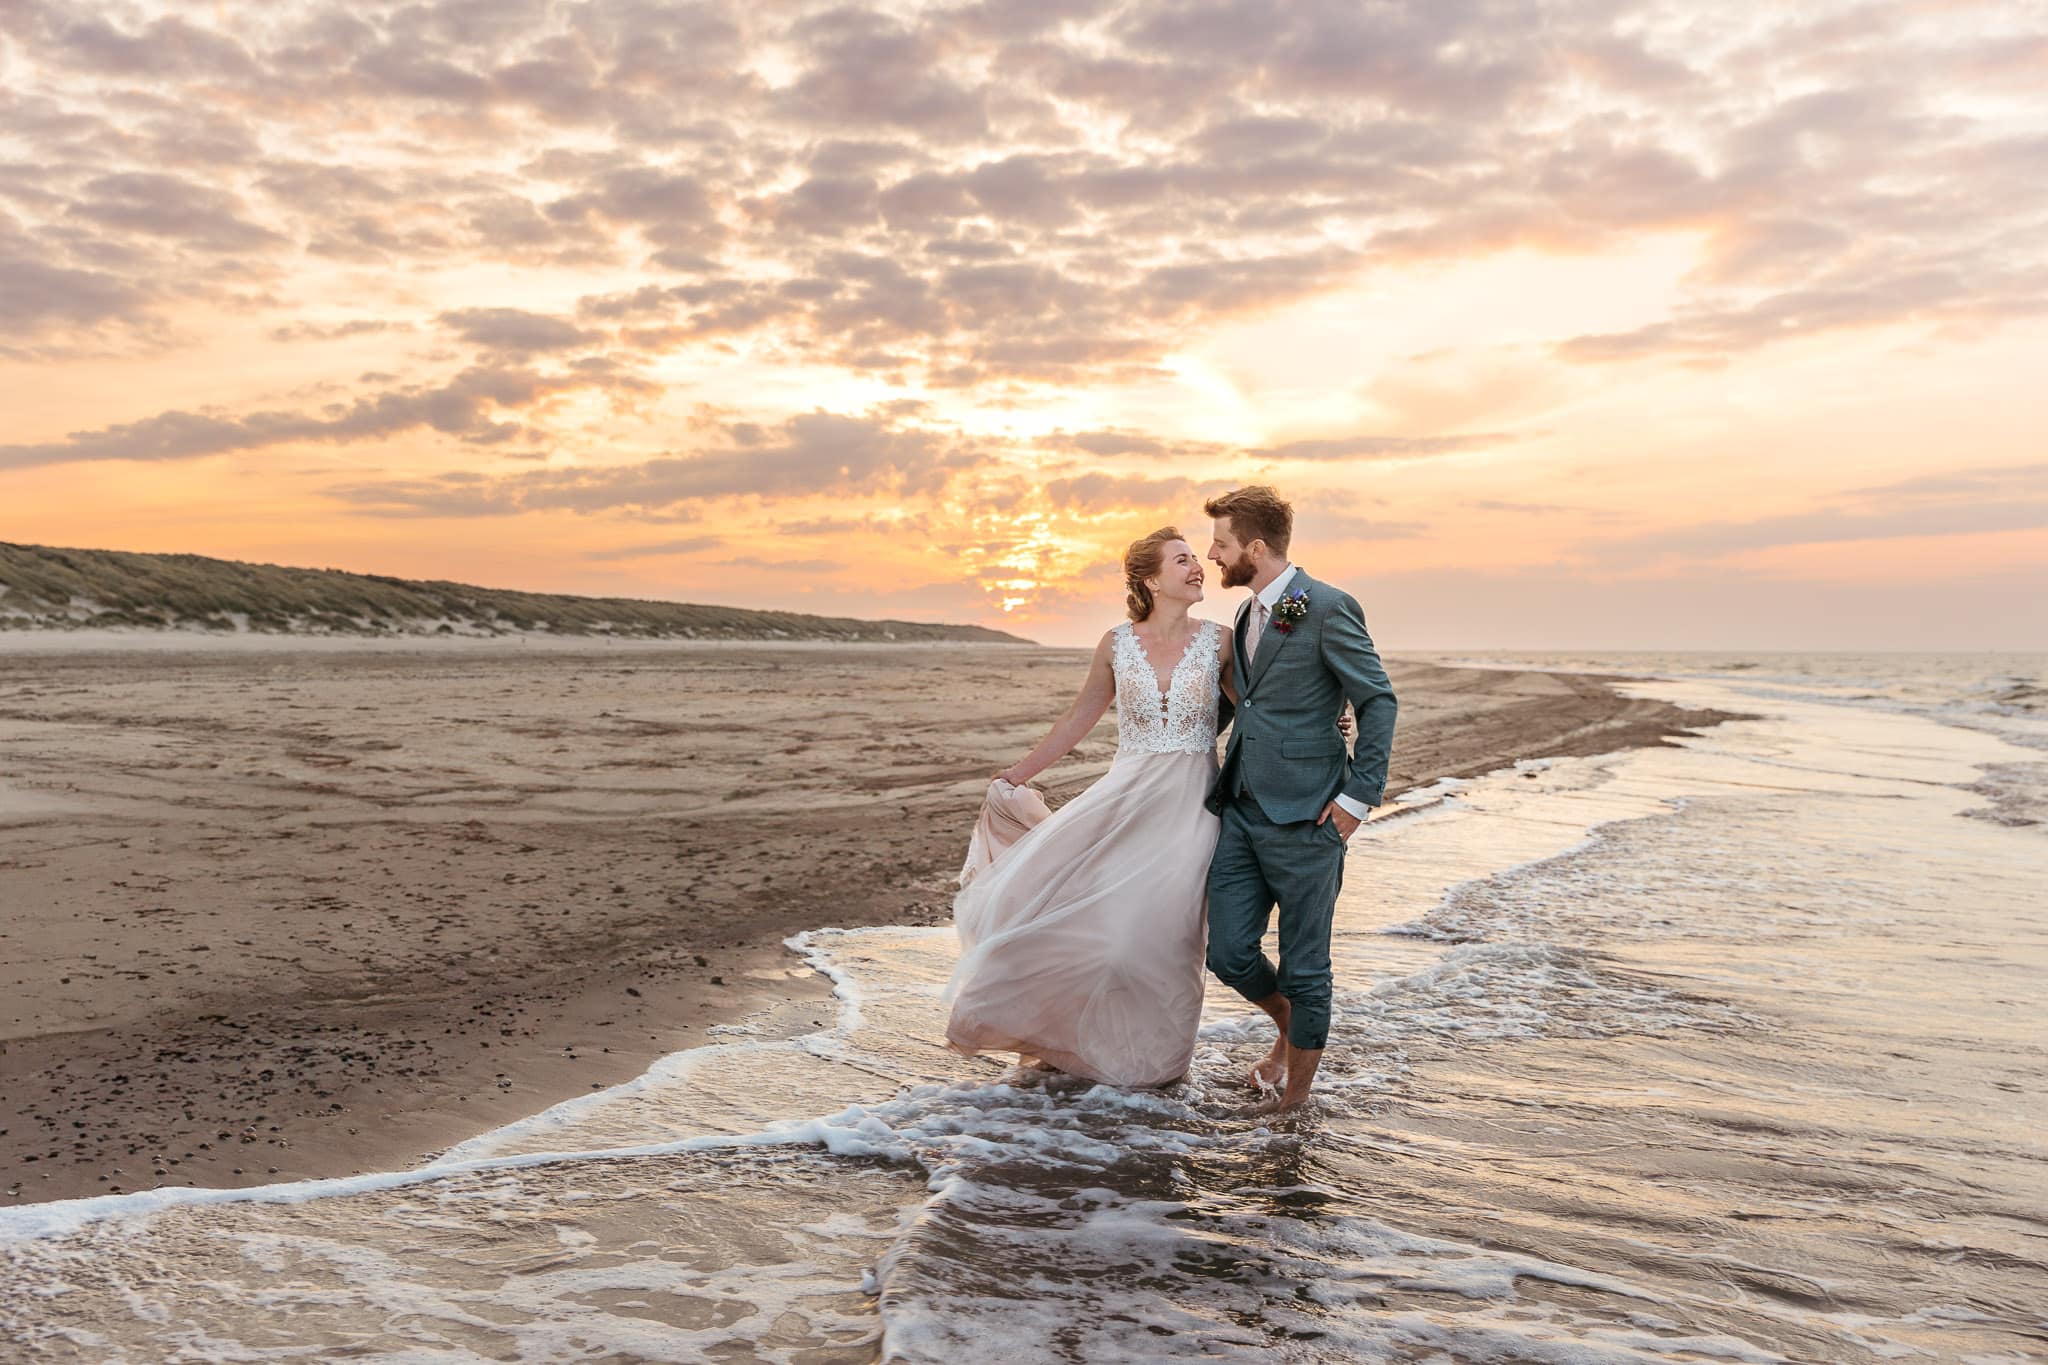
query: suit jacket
1207 569 1398 824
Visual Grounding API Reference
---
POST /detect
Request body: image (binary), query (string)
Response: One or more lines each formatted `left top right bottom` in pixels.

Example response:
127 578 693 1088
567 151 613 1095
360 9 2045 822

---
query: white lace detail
1111 619 1222 756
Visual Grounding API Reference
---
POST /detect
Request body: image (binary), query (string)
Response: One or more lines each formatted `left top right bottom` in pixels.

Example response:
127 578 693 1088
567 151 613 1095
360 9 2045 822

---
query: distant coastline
0 541 1029 645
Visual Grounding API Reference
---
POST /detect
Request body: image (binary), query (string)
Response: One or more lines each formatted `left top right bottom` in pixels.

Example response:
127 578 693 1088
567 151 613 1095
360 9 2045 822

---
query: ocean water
4 654 2044 1363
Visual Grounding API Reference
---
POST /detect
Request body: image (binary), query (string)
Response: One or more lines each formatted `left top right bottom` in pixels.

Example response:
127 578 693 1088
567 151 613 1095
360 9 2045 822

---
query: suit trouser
1204 793 1346 1050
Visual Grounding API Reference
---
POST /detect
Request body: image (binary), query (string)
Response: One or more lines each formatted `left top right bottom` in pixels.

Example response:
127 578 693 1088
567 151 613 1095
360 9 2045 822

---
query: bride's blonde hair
1123 526 1183 622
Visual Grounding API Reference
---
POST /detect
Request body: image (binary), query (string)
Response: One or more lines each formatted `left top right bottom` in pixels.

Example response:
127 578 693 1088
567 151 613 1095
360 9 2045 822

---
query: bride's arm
996 631 1117 785
1216 628 1239 706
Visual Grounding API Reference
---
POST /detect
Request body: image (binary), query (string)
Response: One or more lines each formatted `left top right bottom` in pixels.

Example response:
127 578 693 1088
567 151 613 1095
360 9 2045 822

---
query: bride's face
1149 540 1205 608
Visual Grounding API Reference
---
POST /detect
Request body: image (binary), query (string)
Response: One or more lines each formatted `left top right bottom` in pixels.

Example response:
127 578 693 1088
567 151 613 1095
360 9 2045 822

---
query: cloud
1296 510 1428 542
1193 114 1331 162
779 9 989 139
1361 563 2048 653
948 0 1110 40
1249 432 1514 461
268 318 413 343
1467 498 1573 514
307 474 530 519
1044 472 1199 511
12 0 2036 384
776 512 932 536
964 155 1079 227
68 171 283 252
1848 462 2048 502
1555 265 2048 365
1135 248 1360 319
44 14 259 80
878 170 978 228
583 532 726 562
767 174 882 235
0 255 149 330
1049 430 1169 457
438 307 602 353
1575 461 2048 564
714 555 844 573
2 0 2043 496
1035 419 1519 470
534 165 727 260
332 410 985 517
0 365 635 469
520 413 961 509
352 43 492 103
1602 482 2048 561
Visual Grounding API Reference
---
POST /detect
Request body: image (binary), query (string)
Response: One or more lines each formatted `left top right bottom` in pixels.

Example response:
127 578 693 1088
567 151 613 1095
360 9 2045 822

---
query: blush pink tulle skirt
944 750 1220 1088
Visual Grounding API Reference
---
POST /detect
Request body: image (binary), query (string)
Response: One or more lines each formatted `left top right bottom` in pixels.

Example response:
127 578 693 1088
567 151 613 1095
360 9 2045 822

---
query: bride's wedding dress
945 618 1224 1087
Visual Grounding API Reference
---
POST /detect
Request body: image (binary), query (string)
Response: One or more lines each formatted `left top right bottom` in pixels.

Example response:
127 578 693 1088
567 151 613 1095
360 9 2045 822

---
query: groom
1203 485 1398 1112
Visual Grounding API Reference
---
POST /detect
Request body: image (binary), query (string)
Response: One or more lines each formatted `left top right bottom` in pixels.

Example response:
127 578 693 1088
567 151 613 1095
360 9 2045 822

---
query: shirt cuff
1332 792 1372 820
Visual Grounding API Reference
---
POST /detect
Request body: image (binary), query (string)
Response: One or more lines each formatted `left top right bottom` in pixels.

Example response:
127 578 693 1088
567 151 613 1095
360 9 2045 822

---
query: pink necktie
1247 600 1268 662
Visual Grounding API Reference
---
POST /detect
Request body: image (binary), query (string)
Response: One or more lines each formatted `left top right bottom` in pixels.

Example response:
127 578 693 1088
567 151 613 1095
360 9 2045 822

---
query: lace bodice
1111 619 1223 756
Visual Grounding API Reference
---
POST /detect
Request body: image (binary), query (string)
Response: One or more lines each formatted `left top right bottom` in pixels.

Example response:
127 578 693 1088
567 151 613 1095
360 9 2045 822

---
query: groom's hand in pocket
1318 801 1361 840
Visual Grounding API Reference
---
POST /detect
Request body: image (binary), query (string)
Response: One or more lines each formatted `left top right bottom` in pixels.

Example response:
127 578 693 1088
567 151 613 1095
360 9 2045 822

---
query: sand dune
0 540 1027 643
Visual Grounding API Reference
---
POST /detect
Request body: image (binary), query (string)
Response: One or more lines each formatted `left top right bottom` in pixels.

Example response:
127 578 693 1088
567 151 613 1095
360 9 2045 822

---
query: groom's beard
1218 554 1255 589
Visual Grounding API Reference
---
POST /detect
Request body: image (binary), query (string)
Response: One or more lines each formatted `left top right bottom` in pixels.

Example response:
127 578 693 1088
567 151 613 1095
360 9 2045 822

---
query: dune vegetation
0 542 1028 643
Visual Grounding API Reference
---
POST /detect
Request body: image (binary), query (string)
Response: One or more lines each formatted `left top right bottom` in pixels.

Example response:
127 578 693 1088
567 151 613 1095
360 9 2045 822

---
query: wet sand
0 638 1731 1204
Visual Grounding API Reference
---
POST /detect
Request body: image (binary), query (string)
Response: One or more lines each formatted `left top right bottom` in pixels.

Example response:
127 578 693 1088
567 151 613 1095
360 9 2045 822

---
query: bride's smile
1150 544 1207 607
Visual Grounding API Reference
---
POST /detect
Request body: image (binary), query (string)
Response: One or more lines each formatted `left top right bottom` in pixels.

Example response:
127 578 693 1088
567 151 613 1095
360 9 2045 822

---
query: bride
944 526 1348 1088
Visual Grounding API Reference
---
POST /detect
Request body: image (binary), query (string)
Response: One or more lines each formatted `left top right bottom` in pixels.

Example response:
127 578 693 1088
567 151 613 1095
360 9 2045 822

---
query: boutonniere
1271 587 1309 633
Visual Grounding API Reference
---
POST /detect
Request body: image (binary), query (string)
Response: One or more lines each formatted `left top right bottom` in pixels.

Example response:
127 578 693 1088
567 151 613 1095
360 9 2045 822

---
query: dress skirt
944 748 1220 1087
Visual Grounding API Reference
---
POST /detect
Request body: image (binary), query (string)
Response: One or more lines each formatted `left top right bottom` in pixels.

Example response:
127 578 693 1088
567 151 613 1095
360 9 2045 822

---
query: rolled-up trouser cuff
1207 951 1278 1004
1284 999 1329 1051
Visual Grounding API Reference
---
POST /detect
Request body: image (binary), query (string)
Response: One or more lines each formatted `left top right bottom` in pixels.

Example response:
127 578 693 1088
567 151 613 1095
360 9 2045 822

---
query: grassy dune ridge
0 541 1030 643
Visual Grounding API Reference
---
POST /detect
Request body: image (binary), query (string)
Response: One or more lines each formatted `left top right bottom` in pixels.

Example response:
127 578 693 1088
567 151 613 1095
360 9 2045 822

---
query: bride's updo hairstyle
1123 526 1183 623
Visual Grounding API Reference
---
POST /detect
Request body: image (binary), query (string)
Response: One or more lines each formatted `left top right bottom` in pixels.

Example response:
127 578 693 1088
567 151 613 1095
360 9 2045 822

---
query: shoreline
1 646 1735 1206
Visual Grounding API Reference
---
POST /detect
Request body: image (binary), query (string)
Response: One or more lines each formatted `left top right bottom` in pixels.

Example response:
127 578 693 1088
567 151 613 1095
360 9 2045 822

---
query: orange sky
4 1 2045 648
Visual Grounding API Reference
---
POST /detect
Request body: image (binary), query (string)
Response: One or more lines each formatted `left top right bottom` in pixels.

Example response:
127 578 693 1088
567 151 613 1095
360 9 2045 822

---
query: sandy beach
0 636 1729 1205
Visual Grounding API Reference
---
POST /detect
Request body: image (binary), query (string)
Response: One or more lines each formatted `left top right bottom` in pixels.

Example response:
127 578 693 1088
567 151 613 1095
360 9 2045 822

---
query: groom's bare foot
1241 1078 1316 1117
1249 1038 1287 1093
1239 1040 1325 1115
1266 1044 1324 1114
1247 993 1293 1092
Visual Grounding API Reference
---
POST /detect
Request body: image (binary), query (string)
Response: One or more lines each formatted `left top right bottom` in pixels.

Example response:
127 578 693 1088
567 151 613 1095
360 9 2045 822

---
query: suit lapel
1245 571 1307 696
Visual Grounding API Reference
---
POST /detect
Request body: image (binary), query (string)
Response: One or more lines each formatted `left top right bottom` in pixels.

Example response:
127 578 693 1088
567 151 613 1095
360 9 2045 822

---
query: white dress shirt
1248 563 1370 824
1253 562 1300 623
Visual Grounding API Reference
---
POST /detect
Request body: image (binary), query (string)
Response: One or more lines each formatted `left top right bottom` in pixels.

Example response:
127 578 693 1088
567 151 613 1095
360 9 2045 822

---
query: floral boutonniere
1271 587 1310 633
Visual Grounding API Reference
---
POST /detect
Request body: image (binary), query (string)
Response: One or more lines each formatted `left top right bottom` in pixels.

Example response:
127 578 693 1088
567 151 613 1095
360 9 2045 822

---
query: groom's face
1207 518 1258 589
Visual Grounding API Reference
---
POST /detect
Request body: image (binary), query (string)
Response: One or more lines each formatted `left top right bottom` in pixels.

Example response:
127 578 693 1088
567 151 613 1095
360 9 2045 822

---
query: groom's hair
1204 485 1292 558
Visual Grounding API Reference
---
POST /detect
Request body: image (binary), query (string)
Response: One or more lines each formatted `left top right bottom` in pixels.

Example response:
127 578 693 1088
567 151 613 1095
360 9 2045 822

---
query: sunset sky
3 0 2044 649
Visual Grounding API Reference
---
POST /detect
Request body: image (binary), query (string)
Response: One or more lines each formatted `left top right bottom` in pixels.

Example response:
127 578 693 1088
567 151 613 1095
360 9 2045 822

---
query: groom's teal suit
1205 569 1397 1050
